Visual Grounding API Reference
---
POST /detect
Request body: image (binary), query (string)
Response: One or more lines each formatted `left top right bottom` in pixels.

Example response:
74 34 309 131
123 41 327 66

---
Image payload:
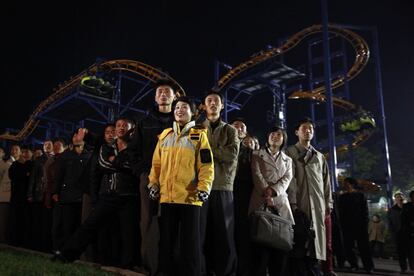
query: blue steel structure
0 59 185 148
214 21 392 204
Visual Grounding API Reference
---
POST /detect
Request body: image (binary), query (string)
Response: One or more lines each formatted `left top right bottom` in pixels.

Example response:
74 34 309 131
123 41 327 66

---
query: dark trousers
288 257 321 276
249 244 287 276
342 228 374 270
0 203 10 243
41 206 53 253
159 203 201 276
61 203 82 247
28 202 44 251
52 204 64 250
394 233 408 271
140 172 160 274
234 182 253 276
200 190 237 276
61 194 140 268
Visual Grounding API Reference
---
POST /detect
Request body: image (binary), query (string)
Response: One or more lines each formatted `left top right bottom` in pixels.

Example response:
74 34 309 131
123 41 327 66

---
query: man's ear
201 104 207 111
220 104 224 110
295 129 299 137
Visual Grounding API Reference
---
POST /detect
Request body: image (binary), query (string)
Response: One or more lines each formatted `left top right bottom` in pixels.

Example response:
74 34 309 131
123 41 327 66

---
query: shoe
50 251 68 263
324 272 337 276
349 266 358 272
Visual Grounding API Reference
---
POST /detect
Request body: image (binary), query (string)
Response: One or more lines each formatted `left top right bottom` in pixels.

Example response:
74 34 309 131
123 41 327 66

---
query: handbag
250 204 294 251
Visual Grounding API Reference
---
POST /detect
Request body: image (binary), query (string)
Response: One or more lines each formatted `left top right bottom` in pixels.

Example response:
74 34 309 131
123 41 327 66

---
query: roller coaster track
216 24 372 153
0 60 185 141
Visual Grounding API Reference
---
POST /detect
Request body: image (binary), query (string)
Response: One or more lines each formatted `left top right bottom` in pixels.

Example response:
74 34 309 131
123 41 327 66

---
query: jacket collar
173 121 195 137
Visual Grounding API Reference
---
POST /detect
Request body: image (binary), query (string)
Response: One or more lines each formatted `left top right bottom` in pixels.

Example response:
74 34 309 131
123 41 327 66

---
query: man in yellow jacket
148 96 214 276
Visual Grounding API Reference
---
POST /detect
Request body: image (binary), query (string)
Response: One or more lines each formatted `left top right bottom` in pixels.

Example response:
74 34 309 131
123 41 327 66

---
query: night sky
1 0 413 152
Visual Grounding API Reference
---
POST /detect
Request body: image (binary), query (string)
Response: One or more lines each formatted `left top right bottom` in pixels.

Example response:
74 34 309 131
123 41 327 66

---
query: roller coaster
0 24 381 182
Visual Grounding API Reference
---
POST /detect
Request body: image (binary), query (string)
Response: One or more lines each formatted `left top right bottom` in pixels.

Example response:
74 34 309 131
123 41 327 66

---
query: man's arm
211 125 239 163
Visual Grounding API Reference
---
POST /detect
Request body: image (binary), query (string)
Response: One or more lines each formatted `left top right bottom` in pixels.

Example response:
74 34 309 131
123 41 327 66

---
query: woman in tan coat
249 126 293 276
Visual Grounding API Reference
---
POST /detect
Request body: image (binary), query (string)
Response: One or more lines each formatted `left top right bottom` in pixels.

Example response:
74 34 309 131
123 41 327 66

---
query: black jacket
53 149 92 203
93 140 139 200
27 154 50 202
129 108 174 175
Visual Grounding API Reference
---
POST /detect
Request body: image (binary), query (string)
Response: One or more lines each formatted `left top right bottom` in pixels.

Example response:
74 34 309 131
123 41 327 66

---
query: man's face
53 141 65 154
204 94 223 116
115 119 132 138
394 194 403 204
155 85 175 107
21 149 33 161
232 121 247 139
104 126 115 144
268 130 284 148
0 148 5 159
295 122 314 142
10 145 21 159
174 101 193 125
43 141 53 154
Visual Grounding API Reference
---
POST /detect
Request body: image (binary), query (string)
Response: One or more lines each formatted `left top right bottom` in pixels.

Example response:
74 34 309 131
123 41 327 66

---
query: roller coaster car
340 113 376 132
80 76 115 98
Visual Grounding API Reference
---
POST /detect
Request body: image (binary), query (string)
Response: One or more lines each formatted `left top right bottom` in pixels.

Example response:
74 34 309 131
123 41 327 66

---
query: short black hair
295 117 315 131
154 77 177 91
229 117 247 125
173 96 197 114
115 116 135 128
344 177 360 190
53 137 67 147
203 90 224 104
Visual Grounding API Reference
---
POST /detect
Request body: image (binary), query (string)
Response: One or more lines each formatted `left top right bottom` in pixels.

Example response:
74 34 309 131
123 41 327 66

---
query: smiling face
174 101 193 126
10 145 21 160
295 122 314 143
155 85 175 107
268 129 284 148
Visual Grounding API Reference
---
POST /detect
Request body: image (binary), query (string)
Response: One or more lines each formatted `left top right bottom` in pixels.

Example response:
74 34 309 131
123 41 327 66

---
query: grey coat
249 148 294 224
286 143 332 260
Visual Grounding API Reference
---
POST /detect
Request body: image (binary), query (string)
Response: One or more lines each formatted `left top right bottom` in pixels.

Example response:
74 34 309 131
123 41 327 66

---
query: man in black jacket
129 78 177 275
54 117 141 269
52 131 92 250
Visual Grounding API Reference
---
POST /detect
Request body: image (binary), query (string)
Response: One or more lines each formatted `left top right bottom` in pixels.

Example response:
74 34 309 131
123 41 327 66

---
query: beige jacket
286 143 332 260
249 148 294 224
0 160 11 202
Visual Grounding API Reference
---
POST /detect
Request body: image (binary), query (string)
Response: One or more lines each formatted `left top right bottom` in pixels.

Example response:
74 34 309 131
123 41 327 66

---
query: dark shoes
50 251 69 263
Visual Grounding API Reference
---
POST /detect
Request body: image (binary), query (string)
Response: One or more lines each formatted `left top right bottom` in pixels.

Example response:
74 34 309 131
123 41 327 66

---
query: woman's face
174 101 193 125
268 130 284 148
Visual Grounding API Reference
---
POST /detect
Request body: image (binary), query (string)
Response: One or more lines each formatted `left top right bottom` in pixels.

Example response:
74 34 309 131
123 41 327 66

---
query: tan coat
0 160 11 202
249 148 294 224
286 143 333 260
368 220 386 243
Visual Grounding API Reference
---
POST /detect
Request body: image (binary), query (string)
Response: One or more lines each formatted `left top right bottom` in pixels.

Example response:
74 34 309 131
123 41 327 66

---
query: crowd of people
0 78 413 276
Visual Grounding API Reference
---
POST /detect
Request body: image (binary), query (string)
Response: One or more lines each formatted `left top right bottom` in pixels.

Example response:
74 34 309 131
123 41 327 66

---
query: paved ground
335 258 414 276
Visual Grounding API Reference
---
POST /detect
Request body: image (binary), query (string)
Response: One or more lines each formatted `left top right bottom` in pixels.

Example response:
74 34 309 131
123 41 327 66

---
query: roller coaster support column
321 0 339 192
372 27 393 208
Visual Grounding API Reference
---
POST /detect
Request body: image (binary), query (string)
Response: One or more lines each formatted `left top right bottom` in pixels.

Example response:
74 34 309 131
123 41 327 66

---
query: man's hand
52 194 59 202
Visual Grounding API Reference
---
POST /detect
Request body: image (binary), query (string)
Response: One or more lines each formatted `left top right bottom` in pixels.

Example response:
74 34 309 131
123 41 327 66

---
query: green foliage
0 249 115 276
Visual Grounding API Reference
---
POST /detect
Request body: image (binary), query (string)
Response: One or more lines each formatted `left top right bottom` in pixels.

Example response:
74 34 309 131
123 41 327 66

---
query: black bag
250 205 294 251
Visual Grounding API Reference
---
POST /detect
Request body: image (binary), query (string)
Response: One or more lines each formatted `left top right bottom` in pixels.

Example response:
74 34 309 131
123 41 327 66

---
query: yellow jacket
149 121 214 206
